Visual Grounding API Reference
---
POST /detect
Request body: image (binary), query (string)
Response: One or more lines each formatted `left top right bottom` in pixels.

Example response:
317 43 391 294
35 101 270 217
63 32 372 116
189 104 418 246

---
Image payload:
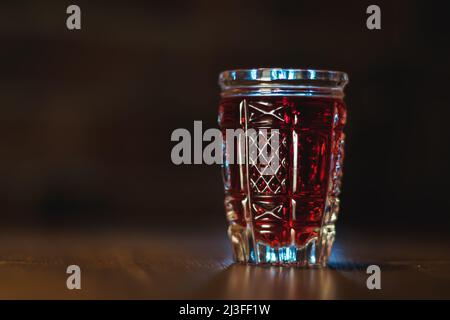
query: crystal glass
218 68 349 266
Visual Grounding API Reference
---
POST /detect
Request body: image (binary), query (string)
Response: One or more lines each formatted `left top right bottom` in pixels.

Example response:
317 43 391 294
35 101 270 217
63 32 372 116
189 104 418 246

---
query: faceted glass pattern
219 96 347 266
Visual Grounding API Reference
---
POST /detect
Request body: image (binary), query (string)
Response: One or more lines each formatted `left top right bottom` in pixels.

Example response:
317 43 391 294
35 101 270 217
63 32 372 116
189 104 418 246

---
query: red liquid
219 96 346 248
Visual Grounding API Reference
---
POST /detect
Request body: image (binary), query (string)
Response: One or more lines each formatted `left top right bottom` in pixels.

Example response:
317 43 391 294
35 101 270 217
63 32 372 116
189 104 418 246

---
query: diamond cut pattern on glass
252 198 290 246
247 101 287 127
219 95 347 264
249 130 288 194
253 203 283 220
251 198 289 222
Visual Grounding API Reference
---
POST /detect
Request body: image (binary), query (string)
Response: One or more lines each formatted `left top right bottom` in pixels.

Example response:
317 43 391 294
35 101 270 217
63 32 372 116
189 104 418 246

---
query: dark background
0 0 449 236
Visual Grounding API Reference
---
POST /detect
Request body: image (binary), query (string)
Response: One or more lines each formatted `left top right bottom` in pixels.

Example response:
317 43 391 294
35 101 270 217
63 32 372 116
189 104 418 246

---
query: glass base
228 223 336 267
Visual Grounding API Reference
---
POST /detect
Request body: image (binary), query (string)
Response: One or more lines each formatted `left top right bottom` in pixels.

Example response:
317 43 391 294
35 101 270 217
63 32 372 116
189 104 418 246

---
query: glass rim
218 68 349 97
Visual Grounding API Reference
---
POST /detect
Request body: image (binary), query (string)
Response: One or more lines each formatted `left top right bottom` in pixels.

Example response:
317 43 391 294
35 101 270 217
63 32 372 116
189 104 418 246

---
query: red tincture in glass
219 96 346 249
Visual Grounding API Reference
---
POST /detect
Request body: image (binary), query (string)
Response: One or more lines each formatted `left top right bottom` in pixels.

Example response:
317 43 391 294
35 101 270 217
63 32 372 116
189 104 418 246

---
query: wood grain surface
0 229 449 299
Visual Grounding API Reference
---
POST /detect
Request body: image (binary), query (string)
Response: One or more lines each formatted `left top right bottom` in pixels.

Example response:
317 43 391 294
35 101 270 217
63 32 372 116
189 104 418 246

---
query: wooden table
1 228 449 299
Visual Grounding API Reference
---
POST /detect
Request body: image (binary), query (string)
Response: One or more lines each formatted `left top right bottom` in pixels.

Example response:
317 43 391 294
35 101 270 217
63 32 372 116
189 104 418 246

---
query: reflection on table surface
0 229 450 299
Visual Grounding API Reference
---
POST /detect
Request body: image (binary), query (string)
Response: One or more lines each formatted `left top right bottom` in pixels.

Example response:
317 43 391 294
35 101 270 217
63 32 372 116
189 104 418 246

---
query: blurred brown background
0 0 449 236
